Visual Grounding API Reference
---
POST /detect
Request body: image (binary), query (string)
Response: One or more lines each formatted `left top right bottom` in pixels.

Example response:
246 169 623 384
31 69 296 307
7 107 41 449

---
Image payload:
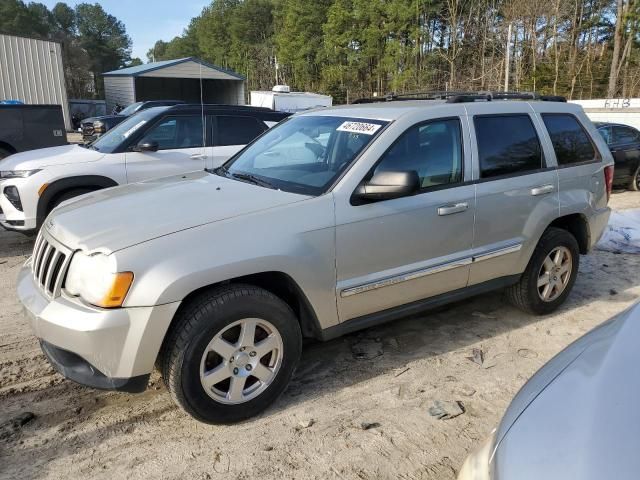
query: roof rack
352 91 469 104
352 91 567 104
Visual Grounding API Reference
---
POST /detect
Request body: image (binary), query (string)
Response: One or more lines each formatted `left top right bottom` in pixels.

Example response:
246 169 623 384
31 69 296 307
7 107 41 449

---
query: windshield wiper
230 172 276 189
207 167 275 189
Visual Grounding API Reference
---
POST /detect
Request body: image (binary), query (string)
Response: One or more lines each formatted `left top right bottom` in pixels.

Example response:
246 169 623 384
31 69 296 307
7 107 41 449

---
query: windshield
220 115 388 195
90 108 168 153
118 102 143 116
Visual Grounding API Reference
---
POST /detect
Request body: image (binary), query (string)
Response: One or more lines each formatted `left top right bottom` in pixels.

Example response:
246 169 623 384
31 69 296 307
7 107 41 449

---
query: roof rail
353 91 472 104
445 91 567 103
352 91 567 104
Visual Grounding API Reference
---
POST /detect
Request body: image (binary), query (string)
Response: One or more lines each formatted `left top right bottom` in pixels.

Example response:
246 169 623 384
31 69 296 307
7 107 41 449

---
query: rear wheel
161 284 302 424
506 227 579 315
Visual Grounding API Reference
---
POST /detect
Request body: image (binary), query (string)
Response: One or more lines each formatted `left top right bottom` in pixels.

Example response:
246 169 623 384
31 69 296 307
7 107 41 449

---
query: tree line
2 0 638 103
0 0 136 98
150 0 640 103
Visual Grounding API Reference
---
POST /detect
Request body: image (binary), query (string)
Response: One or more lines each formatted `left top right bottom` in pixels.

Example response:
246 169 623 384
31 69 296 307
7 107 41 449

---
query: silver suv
17 93 614 423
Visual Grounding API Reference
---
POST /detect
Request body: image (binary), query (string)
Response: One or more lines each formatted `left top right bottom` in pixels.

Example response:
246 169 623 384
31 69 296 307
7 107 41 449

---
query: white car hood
1 145 104 170
493 303 640 480
46 170 310 253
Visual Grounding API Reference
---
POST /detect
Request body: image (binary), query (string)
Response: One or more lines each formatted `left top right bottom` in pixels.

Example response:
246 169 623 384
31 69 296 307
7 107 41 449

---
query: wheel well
36 175 118 226
0 141 17 155
176 272 323 340
549 214 590 254
47 186 99 214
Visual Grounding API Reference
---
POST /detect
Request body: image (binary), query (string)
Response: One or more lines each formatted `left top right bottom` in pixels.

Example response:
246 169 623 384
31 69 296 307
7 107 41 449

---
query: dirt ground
1 192 639 480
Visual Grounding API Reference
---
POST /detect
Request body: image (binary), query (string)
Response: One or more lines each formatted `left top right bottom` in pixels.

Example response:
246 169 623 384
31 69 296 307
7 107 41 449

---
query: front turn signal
98 272 134 308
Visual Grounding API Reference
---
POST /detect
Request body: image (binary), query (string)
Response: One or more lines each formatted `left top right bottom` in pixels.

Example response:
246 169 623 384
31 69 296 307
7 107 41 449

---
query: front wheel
161 285 302 424
506 227 579 315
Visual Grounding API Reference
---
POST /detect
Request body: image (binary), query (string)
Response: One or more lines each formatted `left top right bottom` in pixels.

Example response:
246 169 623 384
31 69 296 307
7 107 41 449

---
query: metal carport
102 57 246 113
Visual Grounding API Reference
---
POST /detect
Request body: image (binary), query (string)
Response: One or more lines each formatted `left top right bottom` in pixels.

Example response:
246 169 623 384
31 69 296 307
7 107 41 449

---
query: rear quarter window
541 114 597 165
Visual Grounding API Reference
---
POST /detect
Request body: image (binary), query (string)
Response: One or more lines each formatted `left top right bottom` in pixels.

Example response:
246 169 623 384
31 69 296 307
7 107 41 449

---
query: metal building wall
0 34 71 130
104 76 135 113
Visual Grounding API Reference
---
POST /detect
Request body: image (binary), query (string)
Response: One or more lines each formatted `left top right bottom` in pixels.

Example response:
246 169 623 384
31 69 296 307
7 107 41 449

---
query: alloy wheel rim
199 318 284 404
537 246 572 302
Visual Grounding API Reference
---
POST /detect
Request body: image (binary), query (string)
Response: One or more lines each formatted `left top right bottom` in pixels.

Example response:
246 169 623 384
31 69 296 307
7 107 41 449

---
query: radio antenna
200 61 205 149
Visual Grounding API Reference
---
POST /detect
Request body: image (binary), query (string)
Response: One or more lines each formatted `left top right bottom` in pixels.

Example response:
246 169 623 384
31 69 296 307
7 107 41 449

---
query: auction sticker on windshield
337 121 382 135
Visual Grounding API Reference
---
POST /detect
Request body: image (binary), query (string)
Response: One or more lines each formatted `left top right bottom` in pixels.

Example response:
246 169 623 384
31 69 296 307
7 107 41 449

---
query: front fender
115 195 339 330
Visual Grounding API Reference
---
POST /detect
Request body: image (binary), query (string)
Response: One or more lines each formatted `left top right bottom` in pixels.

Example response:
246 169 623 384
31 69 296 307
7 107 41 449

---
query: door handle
437 202 469 216
530 184 554 196
190 153 206 160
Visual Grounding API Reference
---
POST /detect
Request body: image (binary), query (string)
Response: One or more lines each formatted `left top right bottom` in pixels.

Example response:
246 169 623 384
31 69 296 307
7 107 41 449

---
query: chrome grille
31 230 72 298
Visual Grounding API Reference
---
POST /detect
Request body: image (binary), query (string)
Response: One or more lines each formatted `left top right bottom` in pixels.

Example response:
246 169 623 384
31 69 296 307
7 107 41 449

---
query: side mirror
134 140 159 152
352 170 420 203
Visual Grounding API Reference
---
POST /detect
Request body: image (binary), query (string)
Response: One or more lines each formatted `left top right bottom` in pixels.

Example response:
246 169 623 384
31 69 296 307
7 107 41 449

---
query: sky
40 0 209 61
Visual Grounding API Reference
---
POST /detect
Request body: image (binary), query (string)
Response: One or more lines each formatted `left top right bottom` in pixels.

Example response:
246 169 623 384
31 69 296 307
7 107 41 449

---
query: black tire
630 166 640 191
48 188 95 214
161 284 302 424
506 227 580 315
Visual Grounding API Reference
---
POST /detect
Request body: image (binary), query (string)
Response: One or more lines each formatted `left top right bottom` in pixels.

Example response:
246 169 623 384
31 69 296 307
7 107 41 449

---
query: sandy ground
1 192 639 480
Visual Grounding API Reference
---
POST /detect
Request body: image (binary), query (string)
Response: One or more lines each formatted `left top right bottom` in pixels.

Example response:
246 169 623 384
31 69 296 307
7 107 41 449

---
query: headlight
0 169 42 179
457 431 496 480
65 251 134 308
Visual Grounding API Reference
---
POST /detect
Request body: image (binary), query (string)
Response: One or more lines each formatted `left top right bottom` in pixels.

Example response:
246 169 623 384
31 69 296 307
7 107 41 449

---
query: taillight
604 165 614 203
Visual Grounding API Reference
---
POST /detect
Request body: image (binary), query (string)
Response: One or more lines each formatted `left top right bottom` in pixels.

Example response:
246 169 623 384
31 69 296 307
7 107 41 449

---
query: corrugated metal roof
103 57 245 80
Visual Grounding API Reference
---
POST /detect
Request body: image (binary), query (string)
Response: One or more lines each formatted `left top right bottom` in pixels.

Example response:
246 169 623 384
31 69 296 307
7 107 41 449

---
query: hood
82 114 124 124
493 303 640 480
1 144 105 170
82 115 127 127
46 170 310 253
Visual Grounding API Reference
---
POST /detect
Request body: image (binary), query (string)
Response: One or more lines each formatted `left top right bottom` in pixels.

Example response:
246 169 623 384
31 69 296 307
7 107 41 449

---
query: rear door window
612 125 640 144
542 114 597 165
474 115 543 178
215 116 267 146
141 115 204 150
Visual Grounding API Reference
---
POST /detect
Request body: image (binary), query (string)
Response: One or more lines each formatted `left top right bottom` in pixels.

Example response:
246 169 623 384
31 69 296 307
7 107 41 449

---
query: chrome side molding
472 243 522 262
340 243 522 298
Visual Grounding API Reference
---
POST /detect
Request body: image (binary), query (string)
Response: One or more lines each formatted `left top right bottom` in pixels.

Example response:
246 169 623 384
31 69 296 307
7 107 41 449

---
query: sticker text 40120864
336 121 383 135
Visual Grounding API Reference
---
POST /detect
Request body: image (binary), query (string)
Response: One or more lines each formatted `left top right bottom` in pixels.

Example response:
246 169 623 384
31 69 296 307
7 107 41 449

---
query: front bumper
0 181 37 232
17 260 180 389
82 134 99 143
40 340 150 392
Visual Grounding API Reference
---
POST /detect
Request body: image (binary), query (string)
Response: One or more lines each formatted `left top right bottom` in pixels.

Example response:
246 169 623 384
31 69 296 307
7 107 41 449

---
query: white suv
0 104 289 232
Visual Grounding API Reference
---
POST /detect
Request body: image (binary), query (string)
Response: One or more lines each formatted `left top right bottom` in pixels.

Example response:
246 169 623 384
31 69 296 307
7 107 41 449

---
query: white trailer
0 34 71 130
570 98 640 130
250 86 332 113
